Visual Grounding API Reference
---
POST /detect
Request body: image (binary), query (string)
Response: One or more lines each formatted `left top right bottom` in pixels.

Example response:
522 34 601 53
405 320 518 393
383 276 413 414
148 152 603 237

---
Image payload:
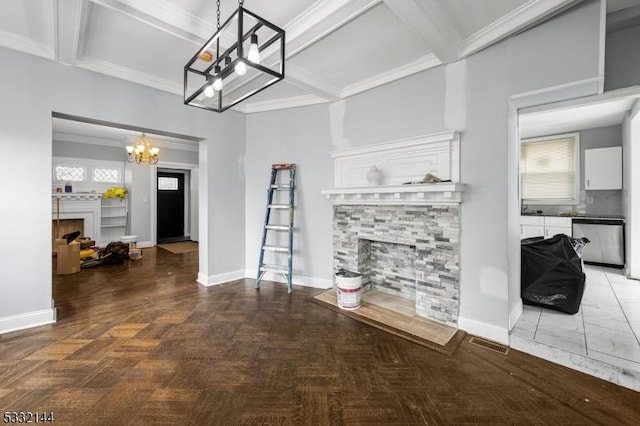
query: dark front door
157 171 185 243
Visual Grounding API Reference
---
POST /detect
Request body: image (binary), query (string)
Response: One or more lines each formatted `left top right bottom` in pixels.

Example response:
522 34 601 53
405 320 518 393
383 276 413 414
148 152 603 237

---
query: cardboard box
56 239 81 275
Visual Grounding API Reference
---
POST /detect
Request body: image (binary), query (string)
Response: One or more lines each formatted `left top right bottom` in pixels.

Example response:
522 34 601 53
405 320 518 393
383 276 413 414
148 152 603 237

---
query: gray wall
525 125 623 216
245 1 604 339
605 24 640 90
0 46 245 330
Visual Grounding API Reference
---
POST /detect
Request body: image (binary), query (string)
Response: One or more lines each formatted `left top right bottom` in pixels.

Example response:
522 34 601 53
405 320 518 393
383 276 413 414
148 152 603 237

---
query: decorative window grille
55 165 85 182
158 177 179 190
93 168 119 183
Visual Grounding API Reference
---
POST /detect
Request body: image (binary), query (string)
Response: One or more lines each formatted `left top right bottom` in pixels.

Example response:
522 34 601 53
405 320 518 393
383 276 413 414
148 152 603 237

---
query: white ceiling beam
88 0 212 45
383 0 462 63
0 0 56 60
284 0 382 57
56 0 87 65
460 0 581 58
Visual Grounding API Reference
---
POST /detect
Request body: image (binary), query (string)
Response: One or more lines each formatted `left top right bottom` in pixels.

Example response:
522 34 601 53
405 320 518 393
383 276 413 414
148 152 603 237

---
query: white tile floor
511 264 640 389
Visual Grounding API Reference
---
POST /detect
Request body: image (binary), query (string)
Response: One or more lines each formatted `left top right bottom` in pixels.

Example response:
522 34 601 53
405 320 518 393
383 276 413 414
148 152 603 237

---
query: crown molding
341 54 442 99
237 94 330 114
460 0 579 58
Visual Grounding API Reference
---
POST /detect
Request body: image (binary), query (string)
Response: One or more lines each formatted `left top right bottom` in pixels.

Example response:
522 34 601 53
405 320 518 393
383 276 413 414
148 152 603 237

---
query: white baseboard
509 299 524 331
198 269 246 287
246 269 333 289
0 308 56 335
457 316 509 345
197 269 333 290
137 241 154 249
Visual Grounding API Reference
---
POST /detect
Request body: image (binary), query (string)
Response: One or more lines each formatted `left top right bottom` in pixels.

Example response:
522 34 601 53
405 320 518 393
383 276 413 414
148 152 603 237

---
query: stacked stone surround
369 241 416 300
333 205 460 326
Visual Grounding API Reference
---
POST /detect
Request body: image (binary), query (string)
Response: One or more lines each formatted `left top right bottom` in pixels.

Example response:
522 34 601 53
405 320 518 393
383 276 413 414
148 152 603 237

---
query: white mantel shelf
321 183 464 205
52 193 102 201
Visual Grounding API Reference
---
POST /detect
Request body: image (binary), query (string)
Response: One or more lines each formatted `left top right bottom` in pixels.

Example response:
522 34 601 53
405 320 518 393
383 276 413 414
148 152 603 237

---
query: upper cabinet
585 147 622 190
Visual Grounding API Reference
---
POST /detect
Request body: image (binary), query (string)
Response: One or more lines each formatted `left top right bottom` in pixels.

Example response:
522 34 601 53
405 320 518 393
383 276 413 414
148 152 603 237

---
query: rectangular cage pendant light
184 6 285 113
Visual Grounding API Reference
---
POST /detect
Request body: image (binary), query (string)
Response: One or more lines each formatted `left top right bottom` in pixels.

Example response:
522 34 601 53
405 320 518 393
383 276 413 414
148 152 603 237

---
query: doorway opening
509 87 640 387
157 169 190 244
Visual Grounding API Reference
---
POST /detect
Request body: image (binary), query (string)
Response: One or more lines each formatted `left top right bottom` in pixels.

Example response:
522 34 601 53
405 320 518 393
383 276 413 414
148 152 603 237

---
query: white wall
464 0 602 342
245 67 448 288
625 105 640 279
53 140 124 161
0 46 245 334
245 0 603 342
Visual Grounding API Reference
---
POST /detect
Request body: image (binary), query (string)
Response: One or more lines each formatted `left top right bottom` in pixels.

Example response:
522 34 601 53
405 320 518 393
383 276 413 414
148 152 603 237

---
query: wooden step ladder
256 164 296 293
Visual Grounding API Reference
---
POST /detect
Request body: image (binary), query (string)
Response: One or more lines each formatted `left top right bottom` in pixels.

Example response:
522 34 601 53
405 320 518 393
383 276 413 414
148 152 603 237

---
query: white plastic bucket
336 274 362 310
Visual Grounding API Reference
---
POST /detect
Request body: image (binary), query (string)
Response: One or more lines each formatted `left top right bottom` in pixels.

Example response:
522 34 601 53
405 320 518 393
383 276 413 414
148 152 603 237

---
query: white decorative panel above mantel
331 131 460 188
323 131 463 205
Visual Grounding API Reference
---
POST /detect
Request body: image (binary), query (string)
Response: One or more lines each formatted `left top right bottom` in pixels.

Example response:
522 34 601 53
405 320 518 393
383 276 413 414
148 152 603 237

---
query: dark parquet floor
0 248 638 425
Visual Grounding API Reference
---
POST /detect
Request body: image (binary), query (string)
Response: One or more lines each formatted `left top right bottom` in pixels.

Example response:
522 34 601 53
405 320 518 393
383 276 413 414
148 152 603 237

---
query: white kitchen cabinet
520 216 572 239
585 146 622 190
543 216 572 238
521 216 544 239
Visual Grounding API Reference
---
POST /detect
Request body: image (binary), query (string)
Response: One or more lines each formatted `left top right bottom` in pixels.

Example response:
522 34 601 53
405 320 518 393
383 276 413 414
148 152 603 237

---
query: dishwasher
572 218 625 268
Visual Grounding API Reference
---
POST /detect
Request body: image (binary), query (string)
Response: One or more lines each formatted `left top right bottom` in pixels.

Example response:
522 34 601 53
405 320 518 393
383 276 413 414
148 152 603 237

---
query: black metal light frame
183 6 285 113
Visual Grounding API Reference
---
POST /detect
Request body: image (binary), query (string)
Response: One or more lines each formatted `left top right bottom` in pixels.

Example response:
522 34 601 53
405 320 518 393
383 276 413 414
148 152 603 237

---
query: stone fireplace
322 131 463 327
333 204 459 325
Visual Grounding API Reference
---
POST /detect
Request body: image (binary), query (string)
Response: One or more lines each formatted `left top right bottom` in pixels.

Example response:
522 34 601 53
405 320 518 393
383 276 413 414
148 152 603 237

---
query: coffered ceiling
2 0 639 114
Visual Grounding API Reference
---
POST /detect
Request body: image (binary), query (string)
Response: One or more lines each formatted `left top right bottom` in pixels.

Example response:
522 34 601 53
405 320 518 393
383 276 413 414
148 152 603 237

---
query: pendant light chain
216 0 221 29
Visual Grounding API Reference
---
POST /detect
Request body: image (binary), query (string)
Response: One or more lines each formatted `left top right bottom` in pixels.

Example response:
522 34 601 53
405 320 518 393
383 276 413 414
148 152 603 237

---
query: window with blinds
520 133 579 204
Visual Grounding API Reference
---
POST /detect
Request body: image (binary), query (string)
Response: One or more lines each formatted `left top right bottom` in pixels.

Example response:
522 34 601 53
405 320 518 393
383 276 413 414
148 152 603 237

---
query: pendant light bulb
248 34 260 64
235 60 247 76
212 65 223 91
204 84 215 98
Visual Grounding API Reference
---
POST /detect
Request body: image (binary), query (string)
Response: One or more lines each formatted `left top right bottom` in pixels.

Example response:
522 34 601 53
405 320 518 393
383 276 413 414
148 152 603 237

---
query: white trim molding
458 316 509 345
322 183 463 205
0 309 57 335
198 270 246 287
245 270 333 290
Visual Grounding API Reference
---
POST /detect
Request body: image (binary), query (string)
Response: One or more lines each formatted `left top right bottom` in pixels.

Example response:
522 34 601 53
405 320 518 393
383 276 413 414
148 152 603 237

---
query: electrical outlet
587 197 594 204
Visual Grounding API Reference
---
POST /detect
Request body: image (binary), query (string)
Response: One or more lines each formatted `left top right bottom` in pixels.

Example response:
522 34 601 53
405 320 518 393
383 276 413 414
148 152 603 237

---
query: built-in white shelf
321 183 463 205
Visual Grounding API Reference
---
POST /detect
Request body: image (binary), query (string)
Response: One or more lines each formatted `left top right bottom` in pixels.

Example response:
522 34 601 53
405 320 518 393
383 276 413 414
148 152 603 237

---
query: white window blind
520 134 578 203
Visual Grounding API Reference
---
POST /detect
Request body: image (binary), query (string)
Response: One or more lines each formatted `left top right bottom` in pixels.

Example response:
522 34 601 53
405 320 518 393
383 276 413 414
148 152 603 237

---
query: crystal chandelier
183 0 285 112
126 133 159 165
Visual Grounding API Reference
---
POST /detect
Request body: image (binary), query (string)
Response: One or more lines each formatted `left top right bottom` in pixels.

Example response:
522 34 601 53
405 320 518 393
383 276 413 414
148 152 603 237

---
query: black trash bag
521 234 587 315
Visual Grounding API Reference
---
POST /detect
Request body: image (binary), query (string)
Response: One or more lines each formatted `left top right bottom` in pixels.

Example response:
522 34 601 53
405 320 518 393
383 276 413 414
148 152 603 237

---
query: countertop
521 212 625 221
